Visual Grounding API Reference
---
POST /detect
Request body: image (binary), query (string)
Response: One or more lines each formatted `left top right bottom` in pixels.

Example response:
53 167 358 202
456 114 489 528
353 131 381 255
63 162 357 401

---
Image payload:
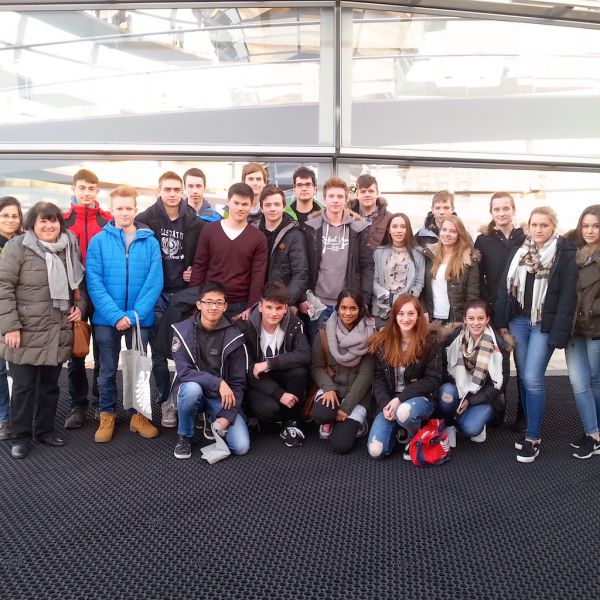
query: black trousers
9 363 62 439
245 366 308 424
312 399 360 455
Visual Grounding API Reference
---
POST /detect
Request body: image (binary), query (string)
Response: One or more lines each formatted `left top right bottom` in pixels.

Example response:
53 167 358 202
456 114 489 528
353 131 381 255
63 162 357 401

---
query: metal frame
0 1 599 173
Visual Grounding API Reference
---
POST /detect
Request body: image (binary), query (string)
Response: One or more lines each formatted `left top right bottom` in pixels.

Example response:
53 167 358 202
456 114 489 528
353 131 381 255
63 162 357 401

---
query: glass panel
0 7 332 146
0 158 332 212
337 161 600 238
343 8 600 161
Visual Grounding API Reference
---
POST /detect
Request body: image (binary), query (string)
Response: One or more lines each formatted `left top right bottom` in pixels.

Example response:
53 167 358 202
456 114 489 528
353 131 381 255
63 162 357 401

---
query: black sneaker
64 407 85 429
569 433 588 449
280 425 305 448
173 436 192 460
195 412 215 440
572 436 600 459
396 427 409 445
516 440 540 463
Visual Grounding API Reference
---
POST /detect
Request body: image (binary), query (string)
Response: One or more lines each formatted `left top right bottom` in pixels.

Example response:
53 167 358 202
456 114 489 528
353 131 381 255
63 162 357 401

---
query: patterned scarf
446 326 503 399
506 234 558 324
326 312 375 368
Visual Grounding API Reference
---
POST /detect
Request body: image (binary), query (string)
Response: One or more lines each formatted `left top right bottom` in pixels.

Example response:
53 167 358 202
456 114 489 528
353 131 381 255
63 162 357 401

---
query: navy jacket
494 236 577 349
171 314 248 423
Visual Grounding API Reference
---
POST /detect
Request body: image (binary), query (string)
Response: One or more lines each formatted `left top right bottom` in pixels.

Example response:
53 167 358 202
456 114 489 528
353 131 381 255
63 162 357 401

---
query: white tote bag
121 313 153 420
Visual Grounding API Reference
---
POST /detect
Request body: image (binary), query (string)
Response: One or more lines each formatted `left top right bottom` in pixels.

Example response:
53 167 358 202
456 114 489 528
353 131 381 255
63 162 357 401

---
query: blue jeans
509 316 555 440
437 382 496 437
566 335 600 436
95 325 150 414
0 357 9 423
367 396 433 459
307 305 334 345
176 381 250 455
150 292 173 403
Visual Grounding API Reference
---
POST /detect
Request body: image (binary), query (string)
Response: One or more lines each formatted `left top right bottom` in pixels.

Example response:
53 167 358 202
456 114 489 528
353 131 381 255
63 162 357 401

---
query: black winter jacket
572 247 600 339
303 210 374 305
474 227 526 311
137 199 203 271
255 215 309 305
494 236 577 348
240 305 311 401
441 325 511 414
372 332 442 412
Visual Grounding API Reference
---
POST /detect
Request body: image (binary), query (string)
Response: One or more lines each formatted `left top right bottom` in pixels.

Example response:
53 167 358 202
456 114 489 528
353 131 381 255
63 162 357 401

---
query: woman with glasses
311 288 375 454
0 202 86 458
0 196 23 441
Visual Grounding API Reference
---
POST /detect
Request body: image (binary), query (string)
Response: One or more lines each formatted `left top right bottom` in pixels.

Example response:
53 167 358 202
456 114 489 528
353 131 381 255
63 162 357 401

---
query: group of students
0 163 598 465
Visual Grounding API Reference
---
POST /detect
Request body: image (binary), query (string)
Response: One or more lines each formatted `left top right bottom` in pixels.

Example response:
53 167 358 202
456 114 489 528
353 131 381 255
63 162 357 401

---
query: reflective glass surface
0 7 332 146
344 8 600 160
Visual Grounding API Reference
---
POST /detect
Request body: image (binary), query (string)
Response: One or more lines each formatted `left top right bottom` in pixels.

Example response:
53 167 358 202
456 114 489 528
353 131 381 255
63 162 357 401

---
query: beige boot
95 412 116 443
130 414 159 439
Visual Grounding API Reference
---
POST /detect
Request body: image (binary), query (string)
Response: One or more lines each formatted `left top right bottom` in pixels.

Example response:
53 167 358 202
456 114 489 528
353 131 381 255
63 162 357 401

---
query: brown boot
130 414 159 439
95 412 116 443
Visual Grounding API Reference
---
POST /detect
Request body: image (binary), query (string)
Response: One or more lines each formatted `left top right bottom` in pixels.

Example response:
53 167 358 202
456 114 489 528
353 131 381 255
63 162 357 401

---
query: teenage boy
256 185 309 306
137 171 203 427
301 177 374 339
190 182 268 321
62 169 111 429
242 162 267 223
170 282 250 460
183 167 221 223
240 282 310 447
347 174 393 250
86 186 163 443
415 190 456 247
285 166 323 226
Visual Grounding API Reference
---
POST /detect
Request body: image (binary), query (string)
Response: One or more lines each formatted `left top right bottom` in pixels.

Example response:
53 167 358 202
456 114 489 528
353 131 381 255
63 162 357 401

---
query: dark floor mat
0 372 598 600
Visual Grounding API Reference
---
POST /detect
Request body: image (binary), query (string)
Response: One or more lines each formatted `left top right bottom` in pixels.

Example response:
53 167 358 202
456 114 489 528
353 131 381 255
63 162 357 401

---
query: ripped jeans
367 396 433 459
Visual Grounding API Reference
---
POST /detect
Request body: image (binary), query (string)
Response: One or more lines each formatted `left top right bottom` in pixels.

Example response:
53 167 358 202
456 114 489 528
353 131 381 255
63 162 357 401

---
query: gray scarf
326 312 375 368
23 230 84 312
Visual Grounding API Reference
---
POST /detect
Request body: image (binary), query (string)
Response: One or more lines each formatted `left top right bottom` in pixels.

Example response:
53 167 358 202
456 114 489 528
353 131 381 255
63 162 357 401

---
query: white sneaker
470 425 487 443
446 425 457 448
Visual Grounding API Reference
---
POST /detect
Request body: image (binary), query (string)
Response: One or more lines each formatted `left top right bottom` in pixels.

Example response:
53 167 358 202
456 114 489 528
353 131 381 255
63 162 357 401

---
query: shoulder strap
319 328 335 378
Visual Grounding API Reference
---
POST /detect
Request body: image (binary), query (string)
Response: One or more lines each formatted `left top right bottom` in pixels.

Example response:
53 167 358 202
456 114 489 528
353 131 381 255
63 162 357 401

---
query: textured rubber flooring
0 371 599 600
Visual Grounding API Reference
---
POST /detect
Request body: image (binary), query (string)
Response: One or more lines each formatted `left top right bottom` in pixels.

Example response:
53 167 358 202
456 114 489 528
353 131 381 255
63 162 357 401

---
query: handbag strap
132 311 146 357
319 328 335 379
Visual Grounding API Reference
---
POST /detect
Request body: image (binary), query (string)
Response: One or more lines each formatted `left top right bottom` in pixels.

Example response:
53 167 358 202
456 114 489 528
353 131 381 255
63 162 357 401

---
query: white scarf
506 235 558 325
446 326 503 399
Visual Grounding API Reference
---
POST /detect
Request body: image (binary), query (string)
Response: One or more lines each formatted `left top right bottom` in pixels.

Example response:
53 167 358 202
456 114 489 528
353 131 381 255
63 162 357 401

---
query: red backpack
408 419 451 467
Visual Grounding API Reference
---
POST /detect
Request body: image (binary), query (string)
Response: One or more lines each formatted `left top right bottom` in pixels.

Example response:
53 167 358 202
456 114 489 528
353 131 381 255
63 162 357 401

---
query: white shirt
220 221 245 241
432 264 450 320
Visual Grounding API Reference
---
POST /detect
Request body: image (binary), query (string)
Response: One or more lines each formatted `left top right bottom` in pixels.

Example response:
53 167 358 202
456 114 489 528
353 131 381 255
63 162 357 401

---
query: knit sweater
189 221 268 307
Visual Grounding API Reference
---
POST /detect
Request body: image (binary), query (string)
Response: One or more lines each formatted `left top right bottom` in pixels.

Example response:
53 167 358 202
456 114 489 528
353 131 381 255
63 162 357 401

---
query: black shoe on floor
174 435 192 459
573 436 600 459
280 424 305 448
64 407 85 429
569 433 588 449
11 441 29 459
516 440 540 463
0 421 10 441
36 433 65 447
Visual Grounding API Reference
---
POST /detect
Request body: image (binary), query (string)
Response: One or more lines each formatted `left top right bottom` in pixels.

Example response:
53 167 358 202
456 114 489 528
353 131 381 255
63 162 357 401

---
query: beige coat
0 233 86 366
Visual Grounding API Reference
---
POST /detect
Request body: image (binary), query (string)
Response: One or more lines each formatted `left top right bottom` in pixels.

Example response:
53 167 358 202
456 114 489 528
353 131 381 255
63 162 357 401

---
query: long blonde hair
431 215 473 280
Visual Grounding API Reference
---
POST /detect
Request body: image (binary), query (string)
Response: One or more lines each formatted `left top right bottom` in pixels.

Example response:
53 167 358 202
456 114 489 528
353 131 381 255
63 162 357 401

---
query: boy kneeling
170 282 250 459
240 281 311 447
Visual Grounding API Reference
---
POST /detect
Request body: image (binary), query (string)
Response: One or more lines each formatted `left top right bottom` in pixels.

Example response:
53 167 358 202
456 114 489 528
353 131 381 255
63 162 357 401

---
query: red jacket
63 202 111 264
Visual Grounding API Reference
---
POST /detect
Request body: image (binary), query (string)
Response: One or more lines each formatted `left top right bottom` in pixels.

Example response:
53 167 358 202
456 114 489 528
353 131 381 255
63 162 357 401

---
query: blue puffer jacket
86 222 163 328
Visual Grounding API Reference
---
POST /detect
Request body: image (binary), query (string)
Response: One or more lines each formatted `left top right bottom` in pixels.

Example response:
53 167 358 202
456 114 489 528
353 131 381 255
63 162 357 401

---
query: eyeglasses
199 299 226 308
0 214 19 221
294 183 314 189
